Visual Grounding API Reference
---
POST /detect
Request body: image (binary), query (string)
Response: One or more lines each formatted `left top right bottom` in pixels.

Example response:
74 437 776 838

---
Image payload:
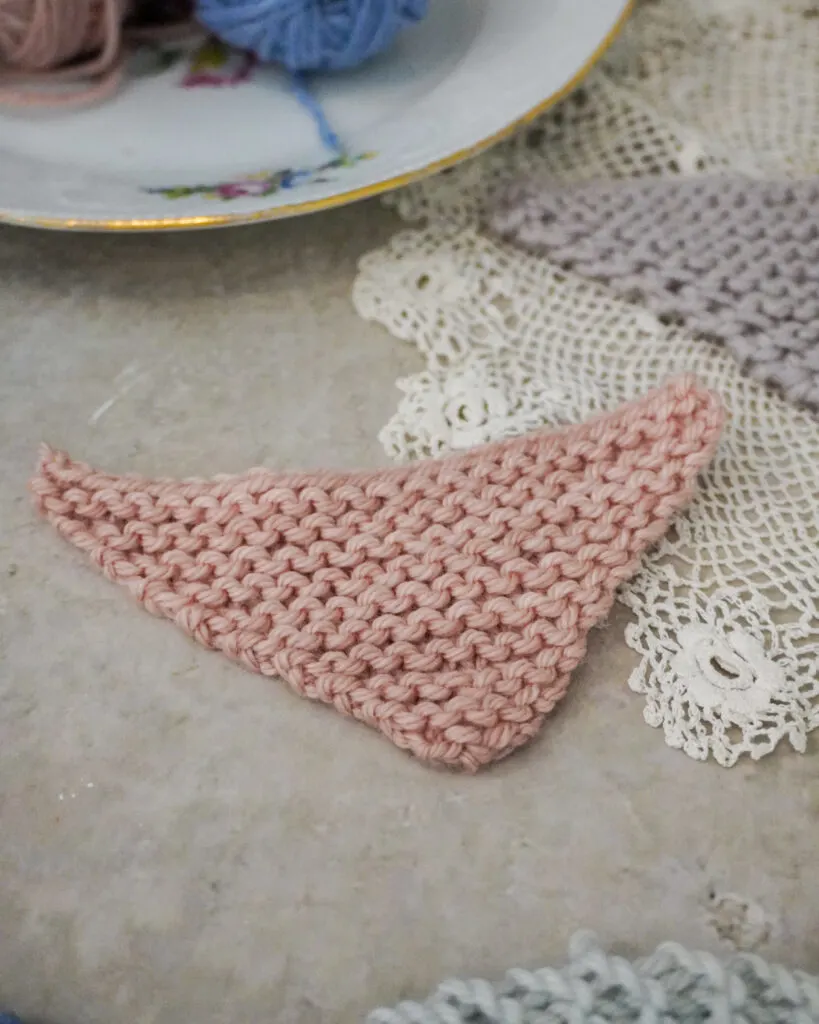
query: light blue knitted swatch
368 934 819 1024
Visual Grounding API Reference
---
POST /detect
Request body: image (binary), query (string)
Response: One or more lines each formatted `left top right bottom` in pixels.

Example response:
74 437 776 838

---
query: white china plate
0 0 632 230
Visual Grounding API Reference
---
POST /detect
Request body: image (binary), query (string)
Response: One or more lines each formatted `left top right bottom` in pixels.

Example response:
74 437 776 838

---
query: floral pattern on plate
181 38 257 88
145 152 377 201
131 36 256 88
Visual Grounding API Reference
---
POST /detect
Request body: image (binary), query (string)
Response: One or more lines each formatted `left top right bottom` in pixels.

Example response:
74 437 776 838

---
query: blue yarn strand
195 0 428 153
289 72 344 155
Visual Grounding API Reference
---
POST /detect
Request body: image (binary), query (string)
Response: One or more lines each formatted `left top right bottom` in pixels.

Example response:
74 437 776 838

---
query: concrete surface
0 203 817 1024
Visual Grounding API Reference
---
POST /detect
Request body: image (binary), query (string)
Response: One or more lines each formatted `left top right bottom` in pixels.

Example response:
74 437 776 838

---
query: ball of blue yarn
195 0 429 73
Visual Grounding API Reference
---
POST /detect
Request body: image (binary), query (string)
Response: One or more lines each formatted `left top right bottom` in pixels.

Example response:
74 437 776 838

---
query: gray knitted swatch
368 934 819 1024
492 176 819 408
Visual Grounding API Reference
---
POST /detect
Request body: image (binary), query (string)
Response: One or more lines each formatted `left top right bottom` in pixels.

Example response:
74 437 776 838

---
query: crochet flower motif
381 354 604 461
628 590 815 765
32 377 722 771
672 623 785 719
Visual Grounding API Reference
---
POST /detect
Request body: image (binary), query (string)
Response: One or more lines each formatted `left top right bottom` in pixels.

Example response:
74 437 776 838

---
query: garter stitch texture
368 933 819 1024
492 176 819 409
32 377 722 770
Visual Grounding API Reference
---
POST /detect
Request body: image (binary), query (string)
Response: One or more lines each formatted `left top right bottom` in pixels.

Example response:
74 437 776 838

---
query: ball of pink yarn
0 0 122 71
0 0 129 104
0 0 190 106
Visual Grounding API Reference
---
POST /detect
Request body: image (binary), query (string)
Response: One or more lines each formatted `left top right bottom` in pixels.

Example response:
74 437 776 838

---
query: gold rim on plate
1 0 634 232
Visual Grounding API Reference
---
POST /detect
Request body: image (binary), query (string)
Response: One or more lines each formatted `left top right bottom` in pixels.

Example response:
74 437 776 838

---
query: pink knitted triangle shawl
32 376 723 770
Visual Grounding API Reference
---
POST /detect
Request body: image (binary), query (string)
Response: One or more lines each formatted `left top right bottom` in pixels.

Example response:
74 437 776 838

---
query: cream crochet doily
353 0 819 766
